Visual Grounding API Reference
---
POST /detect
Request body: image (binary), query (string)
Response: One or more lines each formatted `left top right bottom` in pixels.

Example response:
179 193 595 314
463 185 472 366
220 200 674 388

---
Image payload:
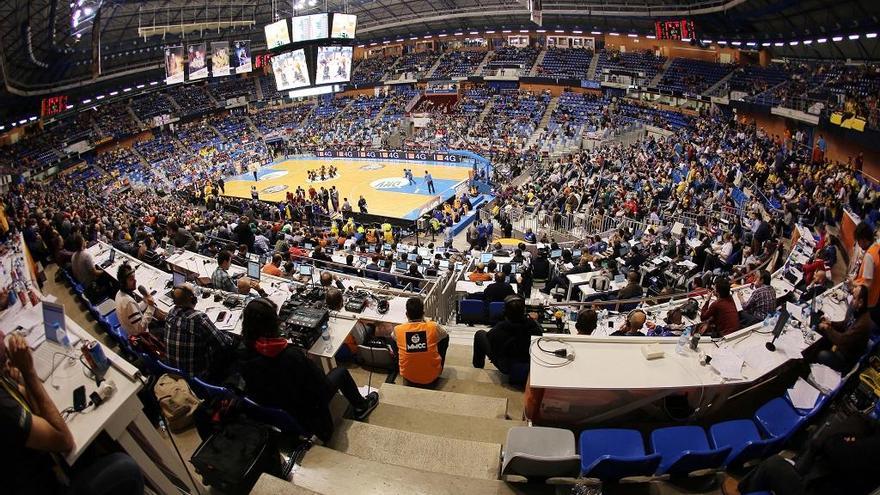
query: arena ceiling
0 0 878 95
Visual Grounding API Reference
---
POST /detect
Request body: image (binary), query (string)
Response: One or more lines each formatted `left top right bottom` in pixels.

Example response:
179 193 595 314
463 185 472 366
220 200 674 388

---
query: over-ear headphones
376 298 389 314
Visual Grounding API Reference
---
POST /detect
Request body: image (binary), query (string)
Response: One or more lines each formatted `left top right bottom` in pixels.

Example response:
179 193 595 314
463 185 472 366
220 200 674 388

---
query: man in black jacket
484 272 515 303
472 296 542 381
236 298 378 442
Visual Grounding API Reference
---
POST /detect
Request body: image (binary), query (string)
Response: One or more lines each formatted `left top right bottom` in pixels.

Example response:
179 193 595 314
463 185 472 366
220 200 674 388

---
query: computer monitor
480 253 493 263
247 260 261 280
172 269 187 287
509 263 519 273
572 249 582 258
42 301 67 343
304 242 314 250
383 244 392 252
455 262 464 271
771 309 790 341
407 253 418 262
418 247 430 257
367 245 376 253
550 249 562 259
397 244 408 253
108 249 116 264
613 274 625 283
438 260 449 269
396 261 408 271
435 247 446 255
299 265 312 276
248 253 260 263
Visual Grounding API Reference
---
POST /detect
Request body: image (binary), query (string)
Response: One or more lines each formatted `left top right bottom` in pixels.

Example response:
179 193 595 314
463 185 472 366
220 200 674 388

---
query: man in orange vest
392 297 449 387
853 222 880 325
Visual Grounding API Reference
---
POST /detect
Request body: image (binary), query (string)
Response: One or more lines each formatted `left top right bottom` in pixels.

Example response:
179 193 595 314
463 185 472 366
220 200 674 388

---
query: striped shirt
164 306 234 377
115 290 154 337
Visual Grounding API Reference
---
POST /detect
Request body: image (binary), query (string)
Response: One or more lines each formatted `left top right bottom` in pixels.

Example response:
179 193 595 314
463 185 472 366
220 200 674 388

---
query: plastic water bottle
676 326 692 355
321 323 331 351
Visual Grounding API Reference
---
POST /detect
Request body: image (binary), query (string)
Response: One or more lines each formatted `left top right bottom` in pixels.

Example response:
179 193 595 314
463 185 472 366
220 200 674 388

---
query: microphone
138 285 150 298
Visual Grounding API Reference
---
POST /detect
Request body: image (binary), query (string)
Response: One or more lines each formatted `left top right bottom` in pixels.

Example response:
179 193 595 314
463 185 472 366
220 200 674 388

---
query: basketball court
222 157 473 220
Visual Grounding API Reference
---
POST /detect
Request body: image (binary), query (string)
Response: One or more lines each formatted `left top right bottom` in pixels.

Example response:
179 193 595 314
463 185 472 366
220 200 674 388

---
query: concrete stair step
252 474 319 494
432 377 524 419
278 446 550 495
327 420 502 480
378 382 508 419
364 402 524 445
442 364 507 384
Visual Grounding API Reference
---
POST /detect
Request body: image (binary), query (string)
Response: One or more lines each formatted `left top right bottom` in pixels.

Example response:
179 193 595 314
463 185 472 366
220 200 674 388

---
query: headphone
376 298 390 314
173 285 198 307
626 309 647 328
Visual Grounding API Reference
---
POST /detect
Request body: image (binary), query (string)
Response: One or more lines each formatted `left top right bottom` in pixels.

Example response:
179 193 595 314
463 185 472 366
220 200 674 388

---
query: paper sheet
709 348 745 380
358 385 378 397
788 377 821 410
737 343 787 375
810 364 842 394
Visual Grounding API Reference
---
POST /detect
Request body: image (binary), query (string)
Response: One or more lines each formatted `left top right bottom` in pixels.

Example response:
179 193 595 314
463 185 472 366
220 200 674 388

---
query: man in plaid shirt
739 270 777 327
212 251 237 293
164 284 235 378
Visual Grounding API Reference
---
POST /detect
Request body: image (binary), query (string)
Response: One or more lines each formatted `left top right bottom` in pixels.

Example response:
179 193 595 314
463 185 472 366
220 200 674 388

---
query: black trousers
326 367 368 409
472 330 492 369
738 455 805 495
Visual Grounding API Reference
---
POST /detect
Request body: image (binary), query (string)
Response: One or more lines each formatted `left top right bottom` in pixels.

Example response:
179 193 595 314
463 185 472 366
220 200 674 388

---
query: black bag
191 417 282 494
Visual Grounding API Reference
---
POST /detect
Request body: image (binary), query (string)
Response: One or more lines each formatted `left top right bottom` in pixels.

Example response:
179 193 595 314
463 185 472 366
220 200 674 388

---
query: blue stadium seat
458 299 486 324
579 428 661 481
650 425 730 476
708 419 774 468
488 301 505 322
753 397 806 440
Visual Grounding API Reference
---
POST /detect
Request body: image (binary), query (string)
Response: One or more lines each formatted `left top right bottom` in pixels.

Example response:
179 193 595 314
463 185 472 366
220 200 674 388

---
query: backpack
154 374 201 433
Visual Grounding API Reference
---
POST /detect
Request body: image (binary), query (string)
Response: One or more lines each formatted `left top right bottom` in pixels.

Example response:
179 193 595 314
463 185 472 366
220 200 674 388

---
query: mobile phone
73 385 87 412
216 311 227 322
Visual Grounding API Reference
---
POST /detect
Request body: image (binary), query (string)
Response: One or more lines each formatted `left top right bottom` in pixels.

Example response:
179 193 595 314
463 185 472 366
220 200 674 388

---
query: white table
455 280 518 295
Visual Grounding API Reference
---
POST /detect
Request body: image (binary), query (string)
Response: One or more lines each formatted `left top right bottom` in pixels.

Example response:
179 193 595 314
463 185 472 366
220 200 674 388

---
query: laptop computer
100 249 116 269
247 260 261 281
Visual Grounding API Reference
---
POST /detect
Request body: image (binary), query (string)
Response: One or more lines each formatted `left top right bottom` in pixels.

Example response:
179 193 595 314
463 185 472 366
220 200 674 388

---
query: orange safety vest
855 243 880 307
394 320 443 385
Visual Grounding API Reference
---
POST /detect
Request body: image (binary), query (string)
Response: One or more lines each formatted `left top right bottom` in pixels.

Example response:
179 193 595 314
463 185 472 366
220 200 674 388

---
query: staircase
425 52 447 79
703 68 737 97
254 77 265 101
474 97 495 128
649 58 674 87
528 49 547 76
525 96 559 149
127 106 144 128
164 93 181 112
249 342 547 495
586 54 600 80
474 50 494 76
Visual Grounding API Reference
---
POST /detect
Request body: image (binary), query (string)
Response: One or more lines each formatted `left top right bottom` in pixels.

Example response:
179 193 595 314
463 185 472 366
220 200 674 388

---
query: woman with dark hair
237 298 378 442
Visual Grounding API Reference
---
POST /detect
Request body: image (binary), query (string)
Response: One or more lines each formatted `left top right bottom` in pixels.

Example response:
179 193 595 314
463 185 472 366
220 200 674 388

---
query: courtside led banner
313 149 461 163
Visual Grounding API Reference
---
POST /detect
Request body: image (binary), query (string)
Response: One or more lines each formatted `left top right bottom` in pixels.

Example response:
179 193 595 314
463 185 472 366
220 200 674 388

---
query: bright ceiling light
867 33 878 39
802 40 812 45
747 41 757 46
762 42 771 47
789 41 799 45
817 38 827 43
774 42 783 46
832 36 843 41
848 34 860 40
731 41 741 46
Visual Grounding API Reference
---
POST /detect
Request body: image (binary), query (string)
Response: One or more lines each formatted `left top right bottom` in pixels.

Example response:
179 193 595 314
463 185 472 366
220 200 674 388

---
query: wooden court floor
223 158 472 219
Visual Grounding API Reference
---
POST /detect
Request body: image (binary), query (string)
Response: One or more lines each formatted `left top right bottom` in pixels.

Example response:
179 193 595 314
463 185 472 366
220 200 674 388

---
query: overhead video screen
315 46 352 85
291 13 329 43
655 19 695 40
331 13 357 39
271 49 311 90
265 19 291 49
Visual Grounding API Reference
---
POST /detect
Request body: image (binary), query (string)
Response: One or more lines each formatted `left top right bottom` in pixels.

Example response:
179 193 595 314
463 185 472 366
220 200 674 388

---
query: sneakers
352 392 379 420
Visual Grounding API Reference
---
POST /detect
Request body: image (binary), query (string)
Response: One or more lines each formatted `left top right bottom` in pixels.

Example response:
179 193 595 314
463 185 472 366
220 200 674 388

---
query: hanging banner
187 42 208 80
211 41 230 77
164 46 185 84
232 40 252 74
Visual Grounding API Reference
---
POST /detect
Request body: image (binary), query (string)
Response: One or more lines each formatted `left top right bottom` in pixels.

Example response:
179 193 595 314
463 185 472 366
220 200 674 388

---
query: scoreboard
655 19 695 40
40 95 68 118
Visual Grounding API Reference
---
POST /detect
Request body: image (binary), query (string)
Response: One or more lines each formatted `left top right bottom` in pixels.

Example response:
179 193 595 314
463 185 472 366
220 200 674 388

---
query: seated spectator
739 270 776 327
699 278 740 336
575 308 598 335
167 220 197 251
616 271 644 307
469 263 492 282
472 295 542 381
484 271 515 303
611 309 648 336
262 254 284 277
0 332 145 495
115 263 165 338
392 297 449 387
71 233 115 300
211 251 237 292
800 269 832 303
164 283 236 378
814 284 872 372
236 298 379 443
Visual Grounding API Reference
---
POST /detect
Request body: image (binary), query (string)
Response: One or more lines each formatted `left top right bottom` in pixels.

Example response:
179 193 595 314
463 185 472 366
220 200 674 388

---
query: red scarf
253 337 288 358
